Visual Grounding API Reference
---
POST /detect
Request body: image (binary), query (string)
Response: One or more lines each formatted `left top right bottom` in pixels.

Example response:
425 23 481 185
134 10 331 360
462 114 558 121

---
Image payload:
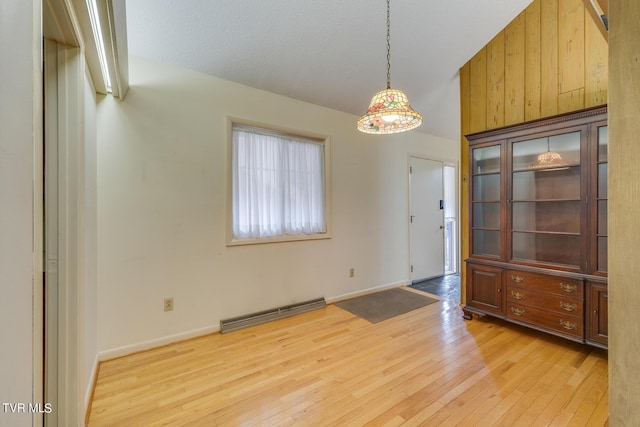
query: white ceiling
125 0 533 140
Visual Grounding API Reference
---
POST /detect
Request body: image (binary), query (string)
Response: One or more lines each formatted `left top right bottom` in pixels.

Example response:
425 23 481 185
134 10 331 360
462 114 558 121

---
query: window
231 123 329 243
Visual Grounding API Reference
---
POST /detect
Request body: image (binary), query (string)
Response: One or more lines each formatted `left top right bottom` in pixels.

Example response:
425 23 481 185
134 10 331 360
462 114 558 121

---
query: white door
410 157 444 281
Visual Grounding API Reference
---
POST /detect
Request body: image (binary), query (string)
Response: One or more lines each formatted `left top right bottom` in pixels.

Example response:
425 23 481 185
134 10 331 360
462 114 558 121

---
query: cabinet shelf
510 230 581 236
515 164 581 173
510 198 581 202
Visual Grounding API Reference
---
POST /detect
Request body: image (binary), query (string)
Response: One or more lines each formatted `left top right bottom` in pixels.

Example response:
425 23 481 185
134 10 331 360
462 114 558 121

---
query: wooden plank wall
459 0 608 303
609 0 640 424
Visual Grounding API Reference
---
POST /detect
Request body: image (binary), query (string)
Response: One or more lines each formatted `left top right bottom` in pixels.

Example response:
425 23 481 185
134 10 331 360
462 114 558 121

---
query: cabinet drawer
506 270 583 299
507 302 583 339
507 286 584 318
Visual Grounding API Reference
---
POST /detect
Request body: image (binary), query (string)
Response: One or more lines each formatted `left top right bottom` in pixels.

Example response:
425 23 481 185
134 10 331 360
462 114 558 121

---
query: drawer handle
559 283 578 293
511 290 525 300
560 301 577 312
511 274 525 283
560 320 578 330
510 307 525 316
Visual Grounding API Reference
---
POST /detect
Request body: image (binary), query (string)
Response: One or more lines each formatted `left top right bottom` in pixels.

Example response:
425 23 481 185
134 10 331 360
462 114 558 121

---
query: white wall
0 1 41 426
97 56 459 355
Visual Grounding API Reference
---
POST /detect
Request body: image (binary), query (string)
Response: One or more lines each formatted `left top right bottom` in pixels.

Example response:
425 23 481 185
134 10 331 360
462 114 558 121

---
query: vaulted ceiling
125 0 533 140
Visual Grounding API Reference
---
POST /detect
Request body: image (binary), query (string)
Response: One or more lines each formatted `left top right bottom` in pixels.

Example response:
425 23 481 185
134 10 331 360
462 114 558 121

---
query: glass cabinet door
595 125 608 273
510 131 582 267
471 145 501 258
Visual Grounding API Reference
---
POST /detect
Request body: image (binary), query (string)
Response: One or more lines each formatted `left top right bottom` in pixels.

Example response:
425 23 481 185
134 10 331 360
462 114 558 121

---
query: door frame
443 163 460 275
44 39 84 427
407 154 460 282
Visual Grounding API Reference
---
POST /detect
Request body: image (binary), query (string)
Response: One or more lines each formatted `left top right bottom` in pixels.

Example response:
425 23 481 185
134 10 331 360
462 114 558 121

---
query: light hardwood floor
88 289 608 426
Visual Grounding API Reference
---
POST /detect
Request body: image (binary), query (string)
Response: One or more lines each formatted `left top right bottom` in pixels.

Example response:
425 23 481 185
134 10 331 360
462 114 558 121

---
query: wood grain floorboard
88 289 608 426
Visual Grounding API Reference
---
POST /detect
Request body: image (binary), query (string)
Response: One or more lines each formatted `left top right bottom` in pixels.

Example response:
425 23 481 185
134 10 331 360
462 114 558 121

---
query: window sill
226 232 331 246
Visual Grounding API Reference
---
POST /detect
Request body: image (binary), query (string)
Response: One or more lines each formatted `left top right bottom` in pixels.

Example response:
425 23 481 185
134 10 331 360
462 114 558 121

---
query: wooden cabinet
586 281 608 348
464 106 608 348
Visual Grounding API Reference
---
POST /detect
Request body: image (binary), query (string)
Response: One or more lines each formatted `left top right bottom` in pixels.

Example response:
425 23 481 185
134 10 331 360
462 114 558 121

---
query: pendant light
531 138 568 170
357 0 422 134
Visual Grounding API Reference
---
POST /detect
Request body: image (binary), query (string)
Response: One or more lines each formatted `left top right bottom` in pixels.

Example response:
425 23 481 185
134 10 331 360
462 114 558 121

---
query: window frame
226 118 332 246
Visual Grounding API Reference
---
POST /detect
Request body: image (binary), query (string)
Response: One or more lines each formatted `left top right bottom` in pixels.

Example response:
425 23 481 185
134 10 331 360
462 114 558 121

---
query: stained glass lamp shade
357 88 422 134
531 138 568 170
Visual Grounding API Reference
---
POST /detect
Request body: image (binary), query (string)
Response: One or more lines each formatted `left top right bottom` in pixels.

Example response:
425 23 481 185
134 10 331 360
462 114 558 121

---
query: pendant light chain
386 0 391 89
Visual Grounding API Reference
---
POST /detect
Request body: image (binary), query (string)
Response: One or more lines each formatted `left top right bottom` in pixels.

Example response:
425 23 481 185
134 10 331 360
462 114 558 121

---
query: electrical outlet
164 297 174 312
349 268 355 277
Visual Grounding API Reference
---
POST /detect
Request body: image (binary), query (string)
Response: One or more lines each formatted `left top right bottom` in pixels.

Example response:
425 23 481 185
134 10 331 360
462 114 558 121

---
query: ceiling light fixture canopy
357 0 422 134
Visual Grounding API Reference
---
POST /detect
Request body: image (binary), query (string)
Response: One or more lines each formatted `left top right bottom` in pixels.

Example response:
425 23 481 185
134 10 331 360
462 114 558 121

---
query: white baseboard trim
97 280 409 361
97 324 220 362
325 280 409 304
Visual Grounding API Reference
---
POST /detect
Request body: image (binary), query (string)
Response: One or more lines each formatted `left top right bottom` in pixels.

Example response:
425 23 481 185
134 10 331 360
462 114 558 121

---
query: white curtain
232 126 326 239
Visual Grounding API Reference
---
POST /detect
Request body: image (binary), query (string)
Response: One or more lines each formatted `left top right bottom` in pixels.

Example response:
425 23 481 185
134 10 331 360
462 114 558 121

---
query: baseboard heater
219 297 326 333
